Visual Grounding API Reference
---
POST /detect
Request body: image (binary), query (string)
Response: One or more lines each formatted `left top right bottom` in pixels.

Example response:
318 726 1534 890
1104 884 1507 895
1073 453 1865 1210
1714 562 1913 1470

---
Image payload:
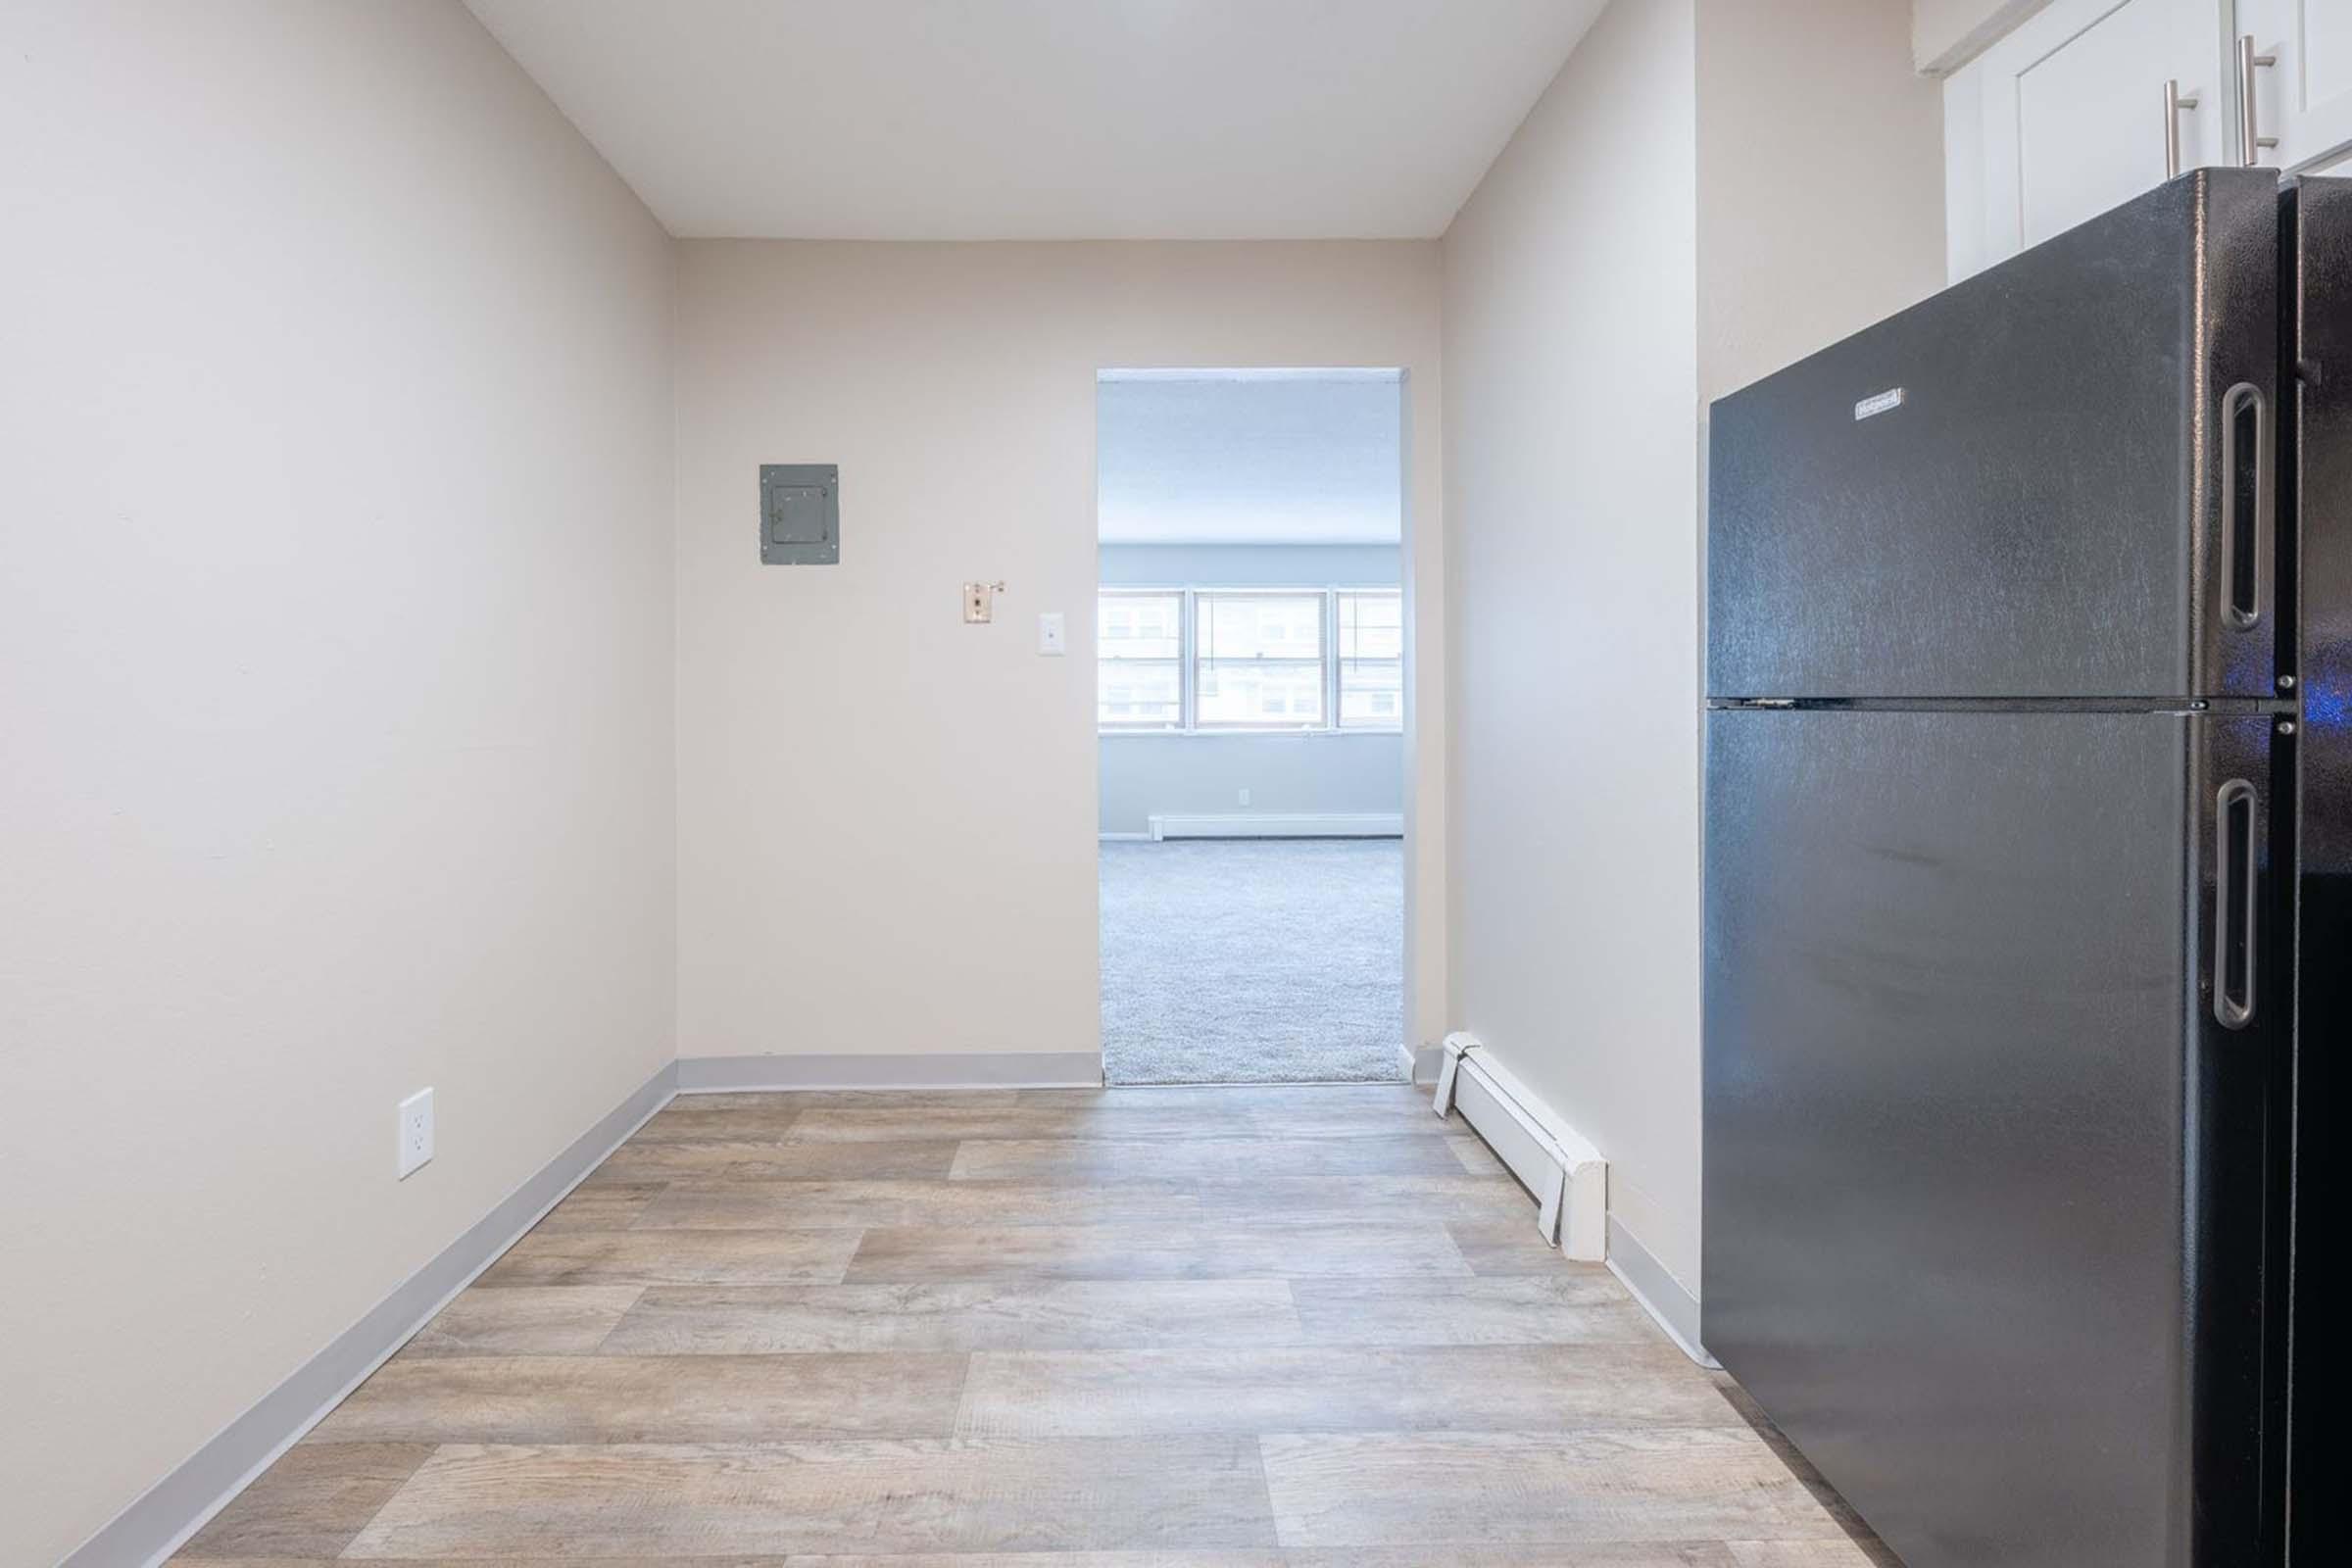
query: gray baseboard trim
1606 1212 1719 1370
1149 809 1403 840
63 1058 679 1568
677 1051 1104 1092
1405 1040 1444 1087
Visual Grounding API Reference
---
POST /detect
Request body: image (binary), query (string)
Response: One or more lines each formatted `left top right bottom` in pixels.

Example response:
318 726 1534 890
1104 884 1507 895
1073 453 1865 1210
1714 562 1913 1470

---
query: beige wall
1444 0 1704 1285
0 4 677 1563
0 0 1949 1553
673 242 1447 1070
1699 1 1948 404
1443 0 1942 1294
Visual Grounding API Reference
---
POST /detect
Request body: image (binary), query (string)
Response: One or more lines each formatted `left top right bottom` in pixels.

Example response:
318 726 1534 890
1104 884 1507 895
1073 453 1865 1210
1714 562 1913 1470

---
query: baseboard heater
1149 811 1402 840
1433 1031 1606 1261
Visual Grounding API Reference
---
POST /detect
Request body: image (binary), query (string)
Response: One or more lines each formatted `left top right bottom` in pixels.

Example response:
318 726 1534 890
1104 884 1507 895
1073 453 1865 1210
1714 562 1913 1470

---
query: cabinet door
1946 0 2226 278
2236 0 2352 171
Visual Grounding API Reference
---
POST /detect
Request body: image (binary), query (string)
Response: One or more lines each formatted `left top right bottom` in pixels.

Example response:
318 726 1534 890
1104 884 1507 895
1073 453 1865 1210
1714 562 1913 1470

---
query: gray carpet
1100 838 1406 1085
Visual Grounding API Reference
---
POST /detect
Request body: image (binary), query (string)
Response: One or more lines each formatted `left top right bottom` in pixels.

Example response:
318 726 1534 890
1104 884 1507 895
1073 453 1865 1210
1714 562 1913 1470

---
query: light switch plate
1038 612 1065 655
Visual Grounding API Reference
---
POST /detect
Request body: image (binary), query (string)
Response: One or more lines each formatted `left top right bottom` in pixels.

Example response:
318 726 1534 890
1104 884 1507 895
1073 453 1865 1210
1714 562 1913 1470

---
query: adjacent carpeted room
1100 838 1405 1084
1093 370 1410 1087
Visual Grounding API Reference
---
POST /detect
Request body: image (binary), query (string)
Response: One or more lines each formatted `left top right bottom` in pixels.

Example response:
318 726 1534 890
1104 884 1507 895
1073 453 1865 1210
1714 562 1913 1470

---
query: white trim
1606 1214 1719 1370
62 1059 680 1568
1073 1075 1415 1090
1915 0 2060 75
1098 367 1403 384
1430 1032 1606 1261
1149 811 1401 840
1099 725 1404 738
678 1051 1103 1092
1942 64 1987 282
1430 1031 1468 1114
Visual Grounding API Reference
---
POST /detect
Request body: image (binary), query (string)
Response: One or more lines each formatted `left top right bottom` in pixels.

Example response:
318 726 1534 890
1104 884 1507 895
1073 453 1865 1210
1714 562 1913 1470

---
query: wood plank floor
170 1084 1893 1565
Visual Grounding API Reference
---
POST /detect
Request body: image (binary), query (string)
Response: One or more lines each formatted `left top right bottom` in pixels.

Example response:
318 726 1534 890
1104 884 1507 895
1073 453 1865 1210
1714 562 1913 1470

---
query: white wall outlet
397 1088 434 1179
1037 611 1065 655
1238 787 1251 807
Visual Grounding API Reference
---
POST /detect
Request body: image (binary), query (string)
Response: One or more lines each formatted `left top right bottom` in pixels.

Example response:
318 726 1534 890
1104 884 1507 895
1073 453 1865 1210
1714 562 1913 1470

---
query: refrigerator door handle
2220 382 2272 631
2214 777 2259 1029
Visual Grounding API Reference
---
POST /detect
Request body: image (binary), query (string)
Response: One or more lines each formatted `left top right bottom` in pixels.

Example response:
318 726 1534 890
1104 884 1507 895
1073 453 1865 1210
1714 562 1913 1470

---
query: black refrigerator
1703 167 2343 1567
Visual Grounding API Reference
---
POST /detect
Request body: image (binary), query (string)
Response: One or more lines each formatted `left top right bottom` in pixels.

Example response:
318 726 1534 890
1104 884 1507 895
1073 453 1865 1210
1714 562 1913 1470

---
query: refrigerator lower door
1702 708 2280 1567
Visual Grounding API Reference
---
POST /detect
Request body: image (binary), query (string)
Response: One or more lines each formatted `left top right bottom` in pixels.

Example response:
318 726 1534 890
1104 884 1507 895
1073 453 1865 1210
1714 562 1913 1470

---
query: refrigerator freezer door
1702 708 2278 1567
1707 168 2279 702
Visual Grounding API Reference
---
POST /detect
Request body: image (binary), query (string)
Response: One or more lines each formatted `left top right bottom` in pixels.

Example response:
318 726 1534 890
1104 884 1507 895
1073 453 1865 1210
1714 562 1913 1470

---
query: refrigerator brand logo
1853 387 1906 421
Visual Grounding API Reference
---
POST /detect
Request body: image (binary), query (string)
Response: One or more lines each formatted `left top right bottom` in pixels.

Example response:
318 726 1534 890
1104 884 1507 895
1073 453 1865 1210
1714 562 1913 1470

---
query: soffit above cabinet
1914 0 2061 76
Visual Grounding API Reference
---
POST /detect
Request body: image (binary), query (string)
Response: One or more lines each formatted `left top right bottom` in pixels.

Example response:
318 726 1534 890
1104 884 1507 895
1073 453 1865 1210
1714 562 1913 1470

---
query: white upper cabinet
2234 0 2352 172
1945 0 2231 279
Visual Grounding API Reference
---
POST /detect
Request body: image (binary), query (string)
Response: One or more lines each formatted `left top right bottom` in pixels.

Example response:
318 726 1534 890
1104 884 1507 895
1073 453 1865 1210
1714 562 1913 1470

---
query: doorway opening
1095 368 1407 1085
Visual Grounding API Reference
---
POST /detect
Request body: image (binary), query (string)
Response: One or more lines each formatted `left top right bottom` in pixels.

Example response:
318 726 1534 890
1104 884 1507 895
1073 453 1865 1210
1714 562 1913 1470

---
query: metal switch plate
760 464 838 564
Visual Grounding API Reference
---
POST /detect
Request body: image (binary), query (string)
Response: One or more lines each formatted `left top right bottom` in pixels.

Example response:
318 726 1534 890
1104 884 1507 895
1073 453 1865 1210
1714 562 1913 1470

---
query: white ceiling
463 0 1604 239
1097 370 1401 546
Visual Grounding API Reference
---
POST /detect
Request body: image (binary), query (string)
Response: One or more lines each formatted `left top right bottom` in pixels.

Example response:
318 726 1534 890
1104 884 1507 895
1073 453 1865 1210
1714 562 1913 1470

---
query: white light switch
1037 612 1066 655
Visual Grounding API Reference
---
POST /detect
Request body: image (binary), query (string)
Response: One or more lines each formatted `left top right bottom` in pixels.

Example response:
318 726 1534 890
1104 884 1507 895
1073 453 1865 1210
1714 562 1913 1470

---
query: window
1196 592 1327 729
1097 592 1184 728
1336 590 1403 729
1097 585 1402 734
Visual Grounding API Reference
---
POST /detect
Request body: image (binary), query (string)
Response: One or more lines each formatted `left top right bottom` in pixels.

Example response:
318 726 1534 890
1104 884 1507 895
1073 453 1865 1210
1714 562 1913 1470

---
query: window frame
1193 587 1332 733
1095 588 1189 731
1096 583 1404 738
1333 586 1406 732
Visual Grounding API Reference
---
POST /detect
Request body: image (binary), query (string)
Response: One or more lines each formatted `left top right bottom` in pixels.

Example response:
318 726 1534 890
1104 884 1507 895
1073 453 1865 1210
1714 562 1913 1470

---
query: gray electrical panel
759 464 838 564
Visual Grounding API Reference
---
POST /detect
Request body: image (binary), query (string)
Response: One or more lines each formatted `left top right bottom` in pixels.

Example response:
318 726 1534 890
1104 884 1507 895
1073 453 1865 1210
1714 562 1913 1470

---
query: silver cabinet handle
2164 79 2200 178
2238 35 2278 166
